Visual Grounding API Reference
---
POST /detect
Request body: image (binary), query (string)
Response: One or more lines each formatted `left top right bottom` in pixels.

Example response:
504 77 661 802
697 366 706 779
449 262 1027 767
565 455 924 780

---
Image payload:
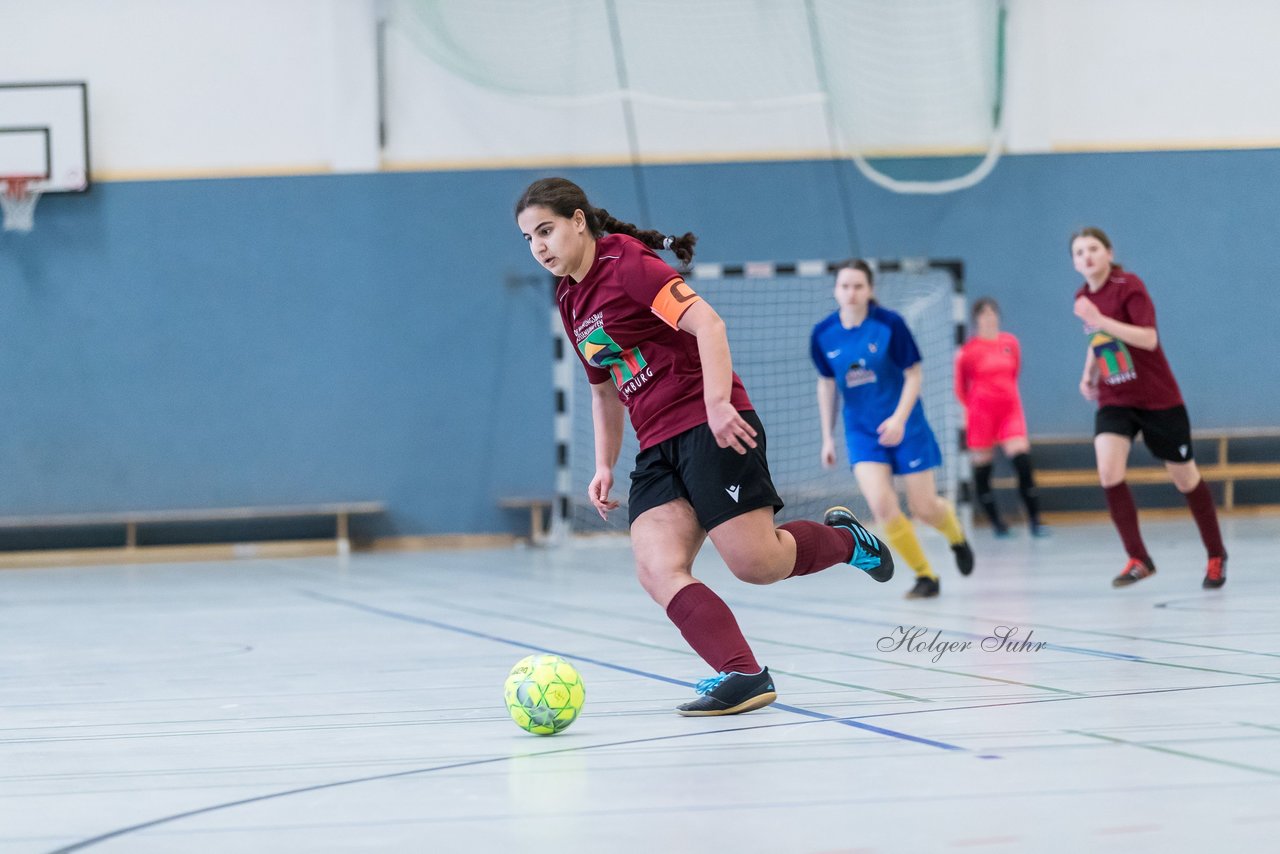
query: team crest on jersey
579 327 651 393
1089 331 1137 385
868 342 878 353
845 359 876 389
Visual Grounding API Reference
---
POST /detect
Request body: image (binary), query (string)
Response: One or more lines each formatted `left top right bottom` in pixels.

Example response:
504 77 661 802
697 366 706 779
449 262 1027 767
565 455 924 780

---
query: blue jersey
810 305 931 438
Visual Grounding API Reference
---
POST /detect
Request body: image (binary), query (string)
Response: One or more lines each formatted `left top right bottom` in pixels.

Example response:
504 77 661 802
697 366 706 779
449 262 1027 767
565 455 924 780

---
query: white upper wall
1006 0 1280 152
0 0 379 179
1 0 1277 180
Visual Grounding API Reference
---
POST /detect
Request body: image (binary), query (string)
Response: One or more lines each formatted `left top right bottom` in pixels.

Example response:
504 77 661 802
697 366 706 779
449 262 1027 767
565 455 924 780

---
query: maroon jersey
557 234 753 449
1075 269 1183 409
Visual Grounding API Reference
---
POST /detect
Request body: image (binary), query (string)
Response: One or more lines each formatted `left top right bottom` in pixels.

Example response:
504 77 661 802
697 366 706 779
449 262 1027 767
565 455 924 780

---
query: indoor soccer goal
551 258 967 539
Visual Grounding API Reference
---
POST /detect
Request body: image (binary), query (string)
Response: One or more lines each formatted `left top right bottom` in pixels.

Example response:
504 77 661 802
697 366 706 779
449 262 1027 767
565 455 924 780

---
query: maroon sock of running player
1103 482 1152 564
665 582 760 674
779 520 854 577
1183 479 1226 557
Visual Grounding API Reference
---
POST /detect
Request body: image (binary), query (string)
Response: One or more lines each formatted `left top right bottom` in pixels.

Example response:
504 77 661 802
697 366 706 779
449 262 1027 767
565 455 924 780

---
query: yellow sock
884 514 934 579
932 501 967 546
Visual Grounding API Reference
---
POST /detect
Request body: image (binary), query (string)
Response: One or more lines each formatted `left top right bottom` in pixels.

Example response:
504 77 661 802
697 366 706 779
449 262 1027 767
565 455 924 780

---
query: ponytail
593 207 697 266
515 177 697 264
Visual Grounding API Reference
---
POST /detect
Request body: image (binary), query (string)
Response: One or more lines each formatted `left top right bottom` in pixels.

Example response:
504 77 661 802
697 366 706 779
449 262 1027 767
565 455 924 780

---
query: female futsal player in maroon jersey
516 177 893 716
1071 227 1226 589
955 298 1048 537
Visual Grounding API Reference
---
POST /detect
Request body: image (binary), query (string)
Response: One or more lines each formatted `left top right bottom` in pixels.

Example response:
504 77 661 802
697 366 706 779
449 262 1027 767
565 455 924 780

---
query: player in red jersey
515 177 894 716
1071 227 1226 589
954 297 1048 538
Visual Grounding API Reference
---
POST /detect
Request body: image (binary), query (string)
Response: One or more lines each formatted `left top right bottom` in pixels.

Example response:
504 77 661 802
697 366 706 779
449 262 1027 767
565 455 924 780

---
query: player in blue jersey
811 259 974 598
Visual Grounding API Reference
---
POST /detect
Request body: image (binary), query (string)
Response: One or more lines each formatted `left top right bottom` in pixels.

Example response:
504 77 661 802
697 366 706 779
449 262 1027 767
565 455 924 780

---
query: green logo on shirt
579 327 648 387
1089 331 1136 385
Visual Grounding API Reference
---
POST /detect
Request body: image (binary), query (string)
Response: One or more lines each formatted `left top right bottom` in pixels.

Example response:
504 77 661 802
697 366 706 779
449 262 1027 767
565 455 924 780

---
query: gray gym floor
3 516 1277 853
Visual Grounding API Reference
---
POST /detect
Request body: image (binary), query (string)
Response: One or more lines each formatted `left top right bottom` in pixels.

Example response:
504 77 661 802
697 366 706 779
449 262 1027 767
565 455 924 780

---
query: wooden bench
990 429 1280 516
499 496 554 544
0 501 387 559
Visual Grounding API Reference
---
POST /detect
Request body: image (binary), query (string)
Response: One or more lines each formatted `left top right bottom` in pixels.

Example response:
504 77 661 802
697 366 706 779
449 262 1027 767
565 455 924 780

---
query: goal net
552 259 966 538
388 0 1006 193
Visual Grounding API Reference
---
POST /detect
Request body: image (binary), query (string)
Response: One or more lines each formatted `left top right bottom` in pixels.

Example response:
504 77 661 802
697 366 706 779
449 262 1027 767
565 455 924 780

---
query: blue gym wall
1 148 1276 536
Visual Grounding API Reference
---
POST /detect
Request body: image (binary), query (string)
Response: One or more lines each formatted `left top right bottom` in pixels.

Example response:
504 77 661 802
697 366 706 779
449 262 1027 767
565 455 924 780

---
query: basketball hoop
1 177 45 233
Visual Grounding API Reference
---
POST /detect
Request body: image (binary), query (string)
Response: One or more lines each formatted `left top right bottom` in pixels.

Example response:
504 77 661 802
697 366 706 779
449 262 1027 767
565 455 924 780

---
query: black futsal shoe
1112 557 1156 587
676 668 778 717
905 575 940 599
823 506 894 582
1202 556 1227 589
951 540 975 576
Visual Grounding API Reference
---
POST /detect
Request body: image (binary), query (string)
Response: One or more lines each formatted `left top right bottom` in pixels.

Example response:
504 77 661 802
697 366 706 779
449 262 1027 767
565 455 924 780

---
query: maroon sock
779 520 853 577
1183 479 1226 558
665 582 759 674
1103 482 1151 564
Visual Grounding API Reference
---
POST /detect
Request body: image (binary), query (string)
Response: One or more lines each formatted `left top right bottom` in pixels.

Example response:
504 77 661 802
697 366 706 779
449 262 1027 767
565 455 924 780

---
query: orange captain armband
650 277 702 329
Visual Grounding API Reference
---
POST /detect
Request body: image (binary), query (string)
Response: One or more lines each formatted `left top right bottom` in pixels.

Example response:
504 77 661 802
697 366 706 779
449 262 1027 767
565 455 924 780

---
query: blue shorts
846 426 942 475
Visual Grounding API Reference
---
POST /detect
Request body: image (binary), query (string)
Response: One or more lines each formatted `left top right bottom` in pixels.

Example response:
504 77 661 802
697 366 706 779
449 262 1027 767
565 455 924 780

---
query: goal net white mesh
555 260 965 536
389 0 1005 192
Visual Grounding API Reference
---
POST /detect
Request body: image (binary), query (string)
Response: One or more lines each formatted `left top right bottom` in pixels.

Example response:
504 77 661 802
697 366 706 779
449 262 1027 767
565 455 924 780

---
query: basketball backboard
0 81 89 193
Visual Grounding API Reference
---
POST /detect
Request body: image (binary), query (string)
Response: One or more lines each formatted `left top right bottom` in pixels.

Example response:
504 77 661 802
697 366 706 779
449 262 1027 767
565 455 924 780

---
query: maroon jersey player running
1072 227 1227 589
515 177 894 716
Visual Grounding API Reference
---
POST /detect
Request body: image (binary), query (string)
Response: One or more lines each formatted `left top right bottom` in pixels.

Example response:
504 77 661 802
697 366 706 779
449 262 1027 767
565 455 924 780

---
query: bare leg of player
631 500 775 715
856 463 940 597
903 470 973 578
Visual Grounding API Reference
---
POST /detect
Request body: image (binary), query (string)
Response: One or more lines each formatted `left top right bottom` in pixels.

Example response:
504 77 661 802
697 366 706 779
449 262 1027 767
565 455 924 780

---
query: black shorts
1095 404 1194 463
628 410 784 530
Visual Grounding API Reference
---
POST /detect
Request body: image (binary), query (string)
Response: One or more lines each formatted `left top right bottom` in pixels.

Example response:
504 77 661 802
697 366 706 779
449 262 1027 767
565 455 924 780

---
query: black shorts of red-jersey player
628 410 783 529
1095 404 1193 463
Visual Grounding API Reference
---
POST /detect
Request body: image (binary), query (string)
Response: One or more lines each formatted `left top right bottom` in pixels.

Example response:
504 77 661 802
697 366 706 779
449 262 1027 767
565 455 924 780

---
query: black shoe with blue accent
824 506 894 582
675 668 778 716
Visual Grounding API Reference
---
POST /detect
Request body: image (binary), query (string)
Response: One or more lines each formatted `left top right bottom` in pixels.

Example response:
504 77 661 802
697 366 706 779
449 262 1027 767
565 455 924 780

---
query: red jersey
955 332 1021 407
1075 269 1183 410
557 234 753 449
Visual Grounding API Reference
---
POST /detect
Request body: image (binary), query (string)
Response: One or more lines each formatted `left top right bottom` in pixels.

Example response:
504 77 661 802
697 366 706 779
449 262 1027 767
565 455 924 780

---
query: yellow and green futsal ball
504 654 585 735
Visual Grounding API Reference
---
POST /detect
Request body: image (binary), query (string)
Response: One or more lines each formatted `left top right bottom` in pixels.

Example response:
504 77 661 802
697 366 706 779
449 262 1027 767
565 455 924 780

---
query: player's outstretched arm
588 380 625 518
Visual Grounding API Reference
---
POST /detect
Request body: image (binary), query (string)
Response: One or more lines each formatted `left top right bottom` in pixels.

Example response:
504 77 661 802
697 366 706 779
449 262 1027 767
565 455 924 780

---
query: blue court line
44 718 903 853
848 678 1279 721
730 598 1146 661
50 681 1275 853
299 590 967 752
43 591 968 852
